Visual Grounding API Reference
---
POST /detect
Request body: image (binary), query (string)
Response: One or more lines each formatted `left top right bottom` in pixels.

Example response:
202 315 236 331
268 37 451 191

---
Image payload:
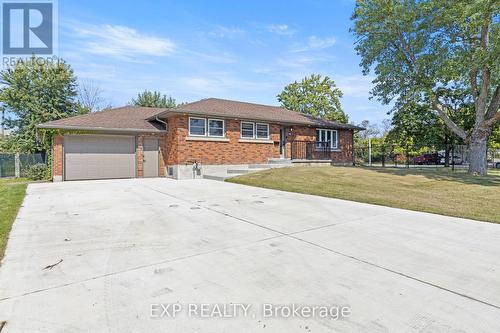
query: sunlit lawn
0 178 28 261
228 166 500 223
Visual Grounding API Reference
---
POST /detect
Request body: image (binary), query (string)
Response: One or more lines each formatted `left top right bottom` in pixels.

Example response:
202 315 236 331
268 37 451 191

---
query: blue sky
58 0 390 124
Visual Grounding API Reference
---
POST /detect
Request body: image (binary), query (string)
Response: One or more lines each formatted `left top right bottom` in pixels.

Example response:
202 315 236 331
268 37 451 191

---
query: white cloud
267 24 295 36
209 26 245 38
308 35 336 49
72 24 175 60
181 73 280 96
290 35 337 53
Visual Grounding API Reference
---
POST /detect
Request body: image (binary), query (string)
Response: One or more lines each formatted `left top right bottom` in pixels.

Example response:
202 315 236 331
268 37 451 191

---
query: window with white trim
189 117 225 137
189 117 206 136
208 119 224 137
316 129 338 149
241 121 270 139
256 123 269 139
241 122 255 138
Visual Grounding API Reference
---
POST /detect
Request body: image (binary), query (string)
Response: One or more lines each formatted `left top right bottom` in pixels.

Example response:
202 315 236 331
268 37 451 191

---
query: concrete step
268 158 292 164
202 174 229 181
248 164 274 169
227 169 251 174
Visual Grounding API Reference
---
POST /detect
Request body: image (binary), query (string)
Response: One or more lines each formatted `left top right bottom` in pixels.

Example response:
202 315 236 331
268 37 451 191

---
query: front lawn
228 167 500 223
0 178 28 261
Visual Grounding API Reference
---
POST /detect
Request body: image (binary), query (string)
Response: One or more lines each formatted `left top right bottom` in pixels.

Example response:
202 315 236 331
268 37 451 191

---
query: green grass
228 166 500 223
0 178 28 261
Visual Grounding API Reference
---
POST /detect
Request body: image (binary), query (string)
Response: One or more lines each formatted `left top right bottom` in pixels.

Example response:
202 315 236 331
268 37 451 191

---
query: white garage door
64 135 136 181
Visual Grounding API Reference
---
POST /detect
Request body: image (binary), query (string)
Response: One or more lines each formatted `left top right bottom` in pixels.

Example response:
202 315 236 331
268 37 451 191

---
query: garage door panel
64 135 136 181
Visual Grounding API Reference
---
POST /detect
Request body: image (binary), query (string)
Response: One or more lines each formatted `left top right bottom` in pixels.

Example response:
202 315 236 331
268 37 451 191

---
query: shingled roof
157 98 363 130
38 98 364 132
37 106 167 132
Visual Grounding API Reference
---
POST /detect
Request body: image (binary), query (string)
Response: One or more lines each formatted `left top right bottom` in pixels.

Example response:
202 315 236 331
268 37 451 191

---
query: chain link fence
0 153 47 178
354 143 500 170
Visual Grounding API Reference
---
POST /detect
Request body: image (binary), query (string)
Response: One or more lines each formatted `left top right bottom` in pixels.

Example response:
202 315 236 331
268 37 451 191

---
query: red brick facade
284 126 354 163
51 116 354 181
52 135 63 179
162 115 281 165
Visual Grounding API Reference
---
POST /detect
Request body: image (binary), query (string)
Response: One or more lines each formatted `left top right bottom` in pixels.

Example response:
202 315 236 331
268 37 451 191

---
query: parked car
414 153 440 165
439 155 463 165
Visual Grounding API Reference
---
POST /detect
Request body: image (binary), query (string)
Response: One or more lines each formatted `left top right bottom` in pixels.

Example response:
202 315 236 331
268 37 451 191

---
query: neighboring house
37 98 363 181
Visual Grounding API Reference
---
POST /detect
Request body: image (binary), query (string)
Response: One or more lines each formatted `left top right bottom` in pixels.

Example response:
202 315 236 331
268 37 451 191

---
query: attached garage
64 135 136 181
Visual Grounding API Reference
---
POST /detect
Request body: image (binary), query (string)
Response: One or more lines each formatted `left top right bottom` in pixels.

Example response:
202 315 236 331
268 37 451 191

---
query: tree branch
432 97 468 140
475 20 491 123
396 32 418 73
485 85 500 121
469 70 478 98
484 111 500 128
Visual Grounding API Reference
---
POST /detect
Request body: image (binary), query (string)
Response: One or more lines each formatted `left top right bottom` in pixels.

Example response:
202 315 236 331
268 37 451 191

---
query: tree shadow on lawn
363 167 500 187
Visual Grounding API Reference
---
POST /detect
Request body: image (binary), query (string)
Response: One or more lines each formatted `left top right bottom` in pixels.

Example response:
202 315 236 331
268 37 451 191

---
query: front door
279 127 287 158
143 138 159 177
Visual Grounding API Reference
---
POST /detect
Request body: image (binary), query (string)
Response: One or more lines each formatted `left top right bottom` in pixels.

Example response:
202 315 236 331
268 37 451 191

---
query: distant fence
353 143 500 170
0 153 47 178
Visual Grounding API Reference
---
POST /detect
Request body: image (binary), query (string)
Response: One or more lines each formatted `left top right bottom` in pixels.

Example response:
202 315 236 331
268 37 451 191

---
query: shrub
23 163 48 180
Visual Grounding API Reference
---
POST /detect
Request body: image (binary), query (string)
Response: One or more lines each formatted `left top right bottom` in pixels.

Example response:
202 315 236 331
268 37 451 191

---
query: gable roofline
37 98 365 132
153 98 364 130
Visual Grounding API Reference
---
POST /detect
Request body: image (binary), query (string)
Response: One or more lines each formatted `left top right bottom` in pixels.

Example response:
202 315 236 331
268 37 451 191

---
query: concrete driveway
0 178 499 332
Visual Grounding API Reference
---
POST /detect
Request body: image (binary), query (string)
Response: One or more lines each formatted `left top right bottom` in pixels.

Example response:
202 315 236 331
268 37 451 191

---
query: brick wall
52 135 63 179
331 129 354 164
284 126 354 163
163 115 281 165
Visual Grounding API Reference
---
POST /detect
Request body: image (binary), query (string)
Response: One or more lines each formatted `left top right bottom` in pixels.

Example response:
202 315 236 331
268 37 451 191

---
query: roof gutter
36 124 167 134
155 117 168 131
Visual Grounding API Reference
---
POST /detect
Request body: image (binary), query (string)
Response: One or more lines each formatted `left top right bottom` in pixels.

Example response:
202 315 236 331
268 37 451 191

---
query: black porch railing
291 141 331 160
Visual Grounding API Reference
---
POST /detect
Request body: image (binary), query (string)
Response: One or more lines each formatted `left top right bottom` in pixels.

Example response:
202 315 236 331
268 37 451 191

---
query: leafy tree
490 124 500 149
352 0 500 175
0 57 78 153
277 74 348 123
131 90 176 108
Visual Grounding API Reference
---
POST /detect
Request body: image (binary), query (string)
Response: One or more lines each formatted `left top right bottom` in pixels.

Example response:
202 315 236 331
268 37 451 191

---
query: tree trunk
444 145 451 167
468 131 489 175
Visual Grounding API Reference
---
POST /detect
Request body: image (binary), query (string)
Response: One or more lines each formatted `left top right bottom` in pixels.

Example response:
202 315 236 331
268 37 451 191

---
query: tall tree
131 90 176 108
277 74 348 123
77 80 109 114
352 0 499 175
0 57 78 153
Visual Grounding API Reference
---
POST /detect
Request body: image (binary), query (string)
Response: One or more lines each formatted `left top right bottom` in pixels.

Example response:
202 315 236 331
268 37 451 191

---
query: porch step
203 162 291 181
227 169 252 174
248 164 274 169
202 174 229 181
268 158 292 164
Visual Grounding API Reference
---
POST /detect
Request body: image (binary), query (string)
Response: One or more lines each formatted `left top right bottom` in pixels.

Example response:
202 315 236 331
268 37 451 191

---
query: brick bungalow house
37 98 363 181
